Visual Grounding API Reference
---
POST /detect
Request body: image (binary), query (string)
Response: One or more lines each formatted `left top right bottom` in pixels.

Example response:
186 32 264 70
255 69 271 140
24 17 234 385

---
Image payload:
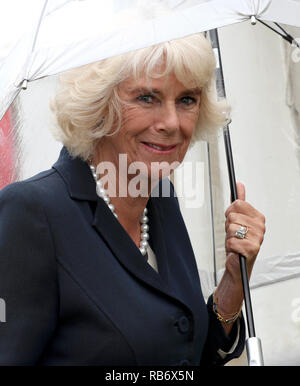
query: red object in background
0 109 15 189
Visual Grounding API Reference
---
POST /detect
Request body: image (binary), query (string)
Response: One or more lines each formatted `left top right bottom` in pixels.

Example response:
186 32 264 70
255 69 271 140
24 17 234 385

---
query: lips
142 142 176 151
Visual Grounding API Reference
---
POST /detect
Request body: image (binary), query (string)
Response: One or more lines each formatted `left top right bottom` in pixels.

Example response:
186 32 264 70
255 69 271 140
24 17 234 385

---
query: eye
136 94 155 104
179 96 197 106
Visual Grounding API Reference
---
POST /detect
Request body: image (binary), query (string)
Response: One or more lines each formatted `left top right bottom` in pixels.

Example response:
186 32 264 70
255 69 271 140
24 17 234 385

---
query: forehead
120 73 201 95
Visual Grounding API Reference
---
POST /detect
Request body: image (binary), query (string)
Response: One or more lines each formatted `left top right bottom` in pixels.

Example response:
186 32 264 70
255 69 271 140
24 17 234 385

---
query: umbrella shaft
211 26 257 339
239 255 256 338
223 127 256 338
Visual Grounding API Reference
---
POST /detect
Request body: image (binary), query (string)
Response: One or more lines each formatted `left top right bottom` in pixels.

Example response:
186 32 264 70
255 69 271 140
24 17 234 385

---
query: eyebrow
128 88 161 95
128 87 202 96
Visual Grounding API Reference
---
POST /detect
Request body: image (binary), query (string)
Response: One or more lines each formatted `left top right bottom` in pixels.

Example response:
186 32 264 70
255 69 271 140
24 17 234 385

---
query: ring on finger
234 225 248 239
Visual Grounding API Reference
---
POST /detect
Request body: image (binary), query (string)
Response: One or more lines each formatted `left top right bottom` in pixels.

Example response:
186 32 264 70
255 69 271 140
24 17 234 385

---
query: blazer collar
92 195 172 293
52 147 180 300
52 146 98 202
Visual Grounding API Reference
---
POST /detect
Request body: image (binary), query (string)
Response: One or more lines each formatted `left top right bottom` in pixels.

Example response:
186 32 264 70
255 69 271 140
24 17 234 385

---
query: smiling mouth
142 142 177 152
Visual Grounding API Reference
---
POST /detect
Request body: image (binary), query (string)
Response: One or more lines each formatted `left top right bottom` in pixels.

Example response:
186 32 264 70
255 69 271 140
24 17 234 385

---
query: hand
224 182 266 281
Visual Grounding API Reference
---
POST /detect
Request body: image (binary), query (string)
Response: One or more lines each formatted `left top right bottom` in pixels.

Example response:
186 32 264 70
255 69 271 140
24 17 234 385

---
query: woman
0 34 265 366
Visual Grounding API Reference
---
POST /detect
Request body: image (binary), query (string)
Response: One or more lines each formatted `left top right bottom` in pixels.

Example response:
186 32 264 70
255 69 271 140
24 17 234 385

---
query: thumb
236 182 246 201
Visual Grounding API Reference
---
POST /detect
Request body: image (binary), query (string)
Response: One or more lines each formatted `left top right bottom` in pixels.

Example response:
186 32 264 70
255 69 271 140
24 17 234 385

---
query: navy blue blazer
0 147 245 366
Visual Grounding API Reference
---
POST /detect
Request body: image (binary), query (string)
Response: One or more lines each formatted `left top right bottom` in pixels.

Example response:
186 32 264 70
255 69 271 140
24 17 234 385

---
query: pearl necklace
89 165 149 257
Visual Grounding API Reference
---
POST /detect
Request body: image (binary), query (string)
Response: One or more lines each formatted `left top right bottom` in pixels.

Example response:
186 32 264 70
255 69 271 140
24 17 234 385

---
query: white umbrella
0 0 300 365
1 0 300 120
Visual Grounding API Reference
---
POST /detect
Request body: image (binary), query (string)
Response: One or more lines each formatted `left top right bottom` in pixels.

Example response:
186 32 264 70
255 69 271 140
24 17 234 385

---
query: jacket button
177 316 190 334
179 359 190 366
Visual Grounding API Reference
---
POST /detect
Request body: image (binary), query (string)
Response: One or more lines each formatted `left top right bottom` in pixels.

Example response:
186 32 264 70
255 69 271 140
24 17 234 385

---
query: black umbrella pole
223 127 255 338
224 125 264 366
210 29 264 365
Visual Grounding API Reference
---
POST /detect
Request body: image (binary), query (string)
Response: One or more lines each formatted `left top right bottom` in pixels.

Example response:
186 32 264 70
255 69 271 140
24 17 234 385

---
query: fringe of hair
50 33 230 161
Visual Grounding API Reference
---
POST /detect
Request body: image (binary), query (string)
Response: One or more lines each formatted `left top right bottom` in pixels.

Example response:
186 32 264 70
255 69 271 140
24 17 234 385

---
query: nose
155 102 180 133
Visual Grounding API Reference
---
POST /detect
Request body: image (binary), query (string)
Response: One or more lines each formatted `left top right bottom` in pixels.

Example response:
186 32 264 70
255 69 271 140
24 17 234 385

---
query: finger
226 223 250 241
226 237 261 261
236 182 245 201
225 199 265 222
225 200 254 219
230 182 245 203
225 212 266 235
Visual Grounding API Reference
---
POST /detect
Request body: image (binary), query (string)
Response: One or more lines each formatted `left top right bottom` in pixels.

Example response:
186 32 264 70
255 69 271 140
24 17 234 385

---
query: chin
150 165 176 180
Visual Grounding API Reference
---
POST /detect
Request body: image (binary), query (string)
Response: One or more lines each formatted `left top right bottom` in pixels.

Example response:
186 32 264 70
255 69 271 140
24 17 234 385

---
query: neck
91 147 154 232
89 158 151 251
112 196 149 246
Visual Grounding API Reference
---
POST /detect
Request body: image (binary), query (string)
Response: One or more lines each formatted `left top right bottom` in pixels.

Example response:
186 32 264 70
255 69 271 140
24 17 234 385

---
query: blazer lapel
92 196 173 297
53 146 191 307
146 196 170 284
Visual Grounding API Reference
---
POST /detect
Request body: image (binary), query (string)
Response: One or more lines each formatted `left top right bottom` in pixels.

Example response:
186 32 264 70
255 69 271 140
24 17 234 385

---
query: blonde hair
51 33 230 161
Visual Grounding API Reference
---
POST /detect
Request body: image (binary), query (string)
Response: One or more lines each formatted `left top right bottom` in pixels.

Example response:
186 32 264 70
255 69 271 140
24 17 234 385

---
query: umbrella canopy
1 0 300 120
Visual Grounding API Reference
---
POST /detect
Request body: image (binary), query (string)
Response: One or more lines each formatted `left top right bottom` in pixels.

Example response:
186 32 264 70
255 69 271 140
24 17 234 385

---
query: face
95 72 201 189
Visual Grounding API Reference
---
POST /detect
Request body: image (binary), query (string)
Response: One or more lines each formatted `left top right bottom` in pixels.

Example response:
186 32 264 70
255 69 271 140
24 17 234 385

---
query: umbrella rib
30 0 49 54
257 19 287 39
257 19 299 47
274 22 300 48
20 0 49 90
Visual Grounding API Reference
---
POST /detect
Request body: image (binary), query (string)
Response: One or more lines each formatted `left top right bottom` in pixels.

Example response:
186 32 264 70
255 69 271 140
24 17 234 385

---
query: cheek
177 142 191 164
181 113 198 140
177 114 198 158
121 105 151 130
190 109 200 127
182 106 199 124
